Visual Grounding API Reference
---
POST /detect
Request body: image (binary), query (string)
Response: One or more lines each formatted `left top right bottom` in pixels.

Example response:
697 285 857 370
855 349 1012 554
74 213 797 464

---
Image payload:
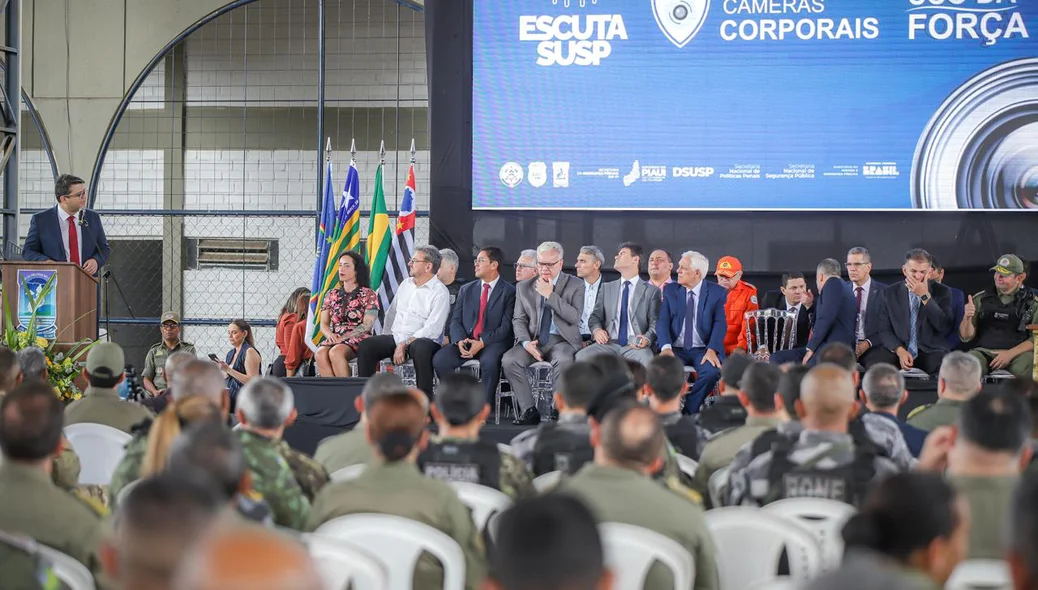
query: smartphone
207 353 219 362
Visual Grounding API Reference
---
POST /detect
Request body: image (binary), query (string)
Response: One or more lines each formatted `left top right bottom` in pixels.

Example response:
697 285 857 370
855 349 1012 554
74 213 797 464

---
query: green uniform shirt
963 289 1038 341
0 531 69 590
235 429 311 530
559 464 720 590
142 341 196 390
108 434 148 509
314 427 372 474
306 460 486 590
277 440 330 501
692 416 784 503
948 474 1018 559
0 463 105 584
906 398 964 432
64 387 154 434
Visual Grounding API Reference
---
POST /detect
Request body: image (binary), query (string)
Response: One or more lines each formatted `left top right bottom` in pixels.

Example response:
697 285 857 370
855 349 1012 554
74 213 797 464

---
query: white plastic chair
945 559 1012 590
708 465 731 507
303 533 390 590
448 481 513 538
745 577 802 590
705 507 823 590
533 470 563 493
762 498 856 571
36 543 95 590
330 463 367 483
599 522 695 590
63 423 132 486
676 454 698 478
313 513 466 590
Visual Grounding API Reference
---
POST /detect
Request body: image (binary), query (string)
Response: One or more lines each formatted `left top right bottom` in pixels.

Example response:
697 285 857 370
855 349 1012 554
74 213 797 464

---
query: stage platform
279 375 979 457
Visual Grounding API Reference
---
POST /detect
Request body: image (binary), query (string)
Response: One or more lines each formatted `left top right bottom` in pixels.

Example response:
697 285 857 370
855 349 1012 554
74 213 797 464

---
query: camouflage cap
86 342 125 379
991 254 1025 276
161 311 180 324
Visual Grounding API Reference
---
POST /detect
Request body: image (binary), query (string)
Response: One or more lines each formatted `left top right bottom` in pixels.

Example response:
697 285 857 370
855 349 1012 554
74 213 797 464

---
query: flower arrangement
2 273 96 402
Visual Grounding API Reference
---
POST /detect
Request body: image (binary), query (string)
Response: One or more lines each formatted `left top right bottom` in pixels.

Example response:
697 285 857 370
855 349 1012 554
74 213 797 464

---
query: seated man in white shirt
356 245 450 398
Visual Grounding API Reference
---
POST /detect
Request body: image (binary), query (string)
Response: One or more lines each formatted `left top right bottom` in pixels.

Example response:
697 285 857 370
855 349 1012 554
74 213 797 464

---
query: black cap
721 352 754 390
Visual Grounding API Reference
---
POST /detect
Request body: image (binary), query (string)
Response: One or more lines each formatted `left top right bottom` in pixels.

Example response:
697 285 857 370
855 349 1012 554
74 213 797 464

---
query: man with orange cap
715 256 758 356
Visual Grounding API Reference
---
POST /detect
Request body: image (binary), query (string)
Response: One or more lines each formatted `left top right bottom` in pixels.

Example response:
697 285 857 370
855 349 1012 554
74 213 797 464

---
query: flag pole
350 138 356 165
380 140 386 166
410 138 416 165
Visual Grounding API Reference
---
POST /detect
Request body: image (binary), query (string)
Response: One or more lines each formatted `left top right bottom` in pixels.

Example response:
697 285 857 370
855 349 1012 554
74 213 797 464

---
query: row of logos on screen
497 160 901 188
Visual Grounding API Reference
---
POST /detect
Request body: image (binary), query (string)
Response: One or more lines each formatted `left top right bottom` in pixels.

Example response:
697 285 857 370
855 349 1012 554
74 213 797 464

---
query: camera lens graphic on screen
912 58 1038 210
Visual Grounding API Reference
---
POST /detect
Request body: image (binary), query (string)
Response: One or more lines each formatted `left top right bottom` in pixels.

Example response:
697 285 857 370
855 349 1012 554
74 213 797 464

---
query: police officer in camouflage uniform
419 373 535 500
510 362 601 475
109 359 230 507
908 351 983 432
559 403 720 590
234 377 311 529
727 364 899 507
960 254 1038 379
314 372 407 474
0 381 105 583
307 391 486 590
0 531 68 590
64 342 153 433
142 311 196 396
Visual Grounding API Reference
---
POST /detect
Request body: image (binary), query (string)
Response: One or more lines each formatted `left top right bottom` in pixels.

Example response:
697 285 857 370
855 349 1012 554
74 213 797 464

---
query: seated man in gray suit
503 241 585 426
577 242 660 367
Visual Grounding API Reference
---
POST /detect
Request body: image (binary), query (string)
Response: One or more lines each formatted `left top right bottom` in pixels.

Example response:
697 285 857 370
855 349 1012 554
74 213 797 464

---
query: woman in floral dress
314 250 379 377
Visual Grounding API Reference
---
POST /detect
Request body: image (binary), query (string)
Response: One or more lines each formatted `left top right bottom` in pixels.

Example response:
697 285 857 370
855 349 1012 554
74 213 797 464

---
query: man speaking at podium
22 174 110 275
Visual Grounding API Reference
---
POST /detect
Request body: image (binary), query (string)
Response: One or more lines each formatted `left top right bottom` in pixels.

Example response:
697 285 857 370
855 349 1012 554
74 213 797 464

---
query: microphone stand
80 211 134 342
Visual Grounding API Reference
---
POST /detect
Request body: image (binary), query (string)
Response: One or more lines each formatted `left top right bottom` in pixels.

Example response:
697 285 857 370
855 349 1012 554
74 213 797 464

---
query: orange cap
715 256 742 277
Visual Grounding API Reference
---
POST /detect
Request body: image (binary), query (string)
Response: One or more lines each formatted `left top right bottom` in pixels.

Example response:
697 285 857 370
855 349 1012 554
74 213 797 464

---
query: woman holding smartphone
217 319 262 409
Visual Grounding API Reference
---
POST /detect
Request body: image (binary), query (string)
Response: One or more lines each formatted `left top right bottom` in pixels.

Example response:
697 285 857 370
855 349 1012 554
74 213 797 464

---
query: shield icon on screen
651 0 709 48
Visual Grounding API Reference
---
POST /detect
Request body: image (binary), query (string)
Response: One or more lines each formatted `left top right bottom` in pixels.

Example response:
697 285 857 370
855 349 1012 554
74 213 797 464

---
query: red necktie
67 216 81 266
472 283 490 340
855 286 864 338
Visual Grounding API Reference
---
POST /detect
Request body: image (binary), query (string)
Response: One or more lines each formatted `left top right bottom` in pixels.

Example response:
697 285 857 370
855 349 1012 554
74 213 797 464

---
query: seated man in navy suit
22 174 110 275
930 256 965 351
657 250 727 413
771 258 857 365
433 247 517 404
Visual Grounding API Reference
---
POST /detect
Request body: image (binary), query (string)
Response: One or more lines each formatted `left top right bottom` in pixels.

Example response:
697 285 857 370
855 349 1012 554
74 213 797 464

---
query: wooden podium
1030 324 1038 381
1 261 98 344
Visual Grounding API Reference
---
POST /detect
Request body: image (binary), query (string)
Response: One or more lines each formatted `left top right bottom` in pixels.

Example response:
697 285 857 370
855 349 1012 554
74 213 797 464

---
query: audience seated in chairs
510 361 602 476
944 388 1032 559
306 390 486 590
486 494 614 590
101 472 224 590
314 372 420 473
64 342 153 433
824 472 969 590
357 245 450 398
315 251 379 378
859 363 928 458
558 402 720 590
419 373 536 500
907 351 983 431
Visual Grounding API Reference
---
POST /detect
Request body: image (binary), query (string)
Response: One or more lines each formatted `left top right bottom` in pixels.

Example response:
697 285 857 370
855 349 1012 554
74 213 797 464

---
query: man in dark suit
930 256 965 350
433 247 517 404
577 242 660 367
868 249 953 374
844 246 888 364
657 250 727 413
502 241 585 425
759 271 815 352
770 258 857 365
22 174 110 275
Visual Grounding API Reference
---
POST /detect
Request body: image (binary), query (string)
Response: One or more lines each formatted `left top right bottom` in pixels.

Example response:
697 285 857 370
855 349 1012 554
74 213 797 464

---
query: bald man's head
595 403 664 473
173 525 322 590
798 363 857 430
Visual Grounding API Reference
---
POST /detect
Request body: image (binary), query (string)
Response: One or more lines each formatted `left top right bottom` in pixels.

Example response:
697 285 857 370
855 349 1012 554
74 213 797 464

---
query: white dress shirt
786 301 802 346
57 207 83 265
387 276 451 345
665 281 705 350
580 276 602 334
854 278 872 341
611 276 640 342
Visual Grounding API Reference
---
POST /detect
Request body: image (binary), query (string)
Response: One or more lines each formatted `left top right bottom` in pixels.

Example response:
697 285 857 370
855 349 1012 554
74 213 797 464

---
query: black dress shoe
513 407 541 426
